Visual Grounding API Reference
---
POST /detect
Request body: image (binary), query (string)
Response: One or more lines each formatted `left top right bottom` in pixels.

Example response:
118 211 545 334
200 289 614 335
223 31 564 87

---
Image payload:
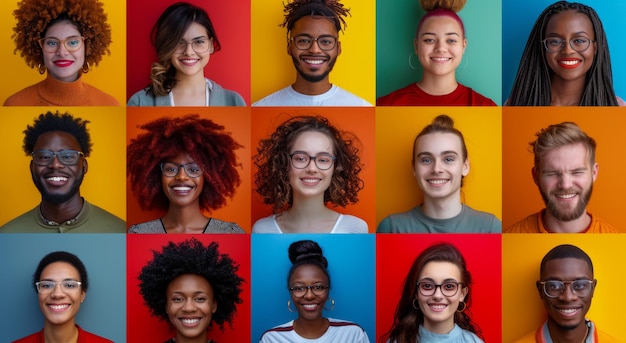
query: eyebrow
417 150 460 157
545 31 591 37
418 277 460 283
182 36 209 41
421 32 461 37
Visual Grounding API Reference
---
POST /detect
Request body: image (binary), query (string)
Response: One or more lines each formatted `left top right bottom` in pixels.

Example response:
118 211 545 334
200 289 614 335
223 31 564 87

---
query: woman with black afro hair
127 114 244 233
138 238 244 343
4 0 118 105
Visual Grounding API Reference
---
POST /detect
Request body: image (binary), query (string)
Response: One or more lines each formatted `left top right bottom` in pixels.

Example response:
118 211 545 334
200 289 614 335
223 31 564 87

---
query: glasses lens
32 150 81 165
314 154 334 170
544 38 563 53
543 281 565 297
293 35 336 51
570 37 590 52
290 284 328 297
161 162 179 177
316 36 336 51
40 36 83 52
176 38 211 53
440 282 459 296
419 282 436 296
183 164 203 177
291 153 311 169
571 280 593 297
36 280 81 293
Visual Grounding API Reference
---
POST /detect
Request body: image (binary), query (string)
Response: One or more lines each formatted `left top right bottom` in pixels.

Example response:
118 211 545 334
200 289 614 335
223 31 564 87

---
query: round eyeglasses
291 34 338 51
32 150 84 166
289 152 335 170
175 38 212 53
538 279 595 298
39 36 84 53
417 281 463 297
35 280 82 293
289 283 329 297
160 162 203 178
542 37 594 53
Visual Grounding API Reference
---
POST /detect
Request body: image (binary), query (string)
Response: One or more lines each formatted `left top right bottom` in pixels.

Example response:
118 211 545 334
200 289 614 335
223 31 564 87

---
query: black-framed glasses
32 150 84 166
289 283 329 297
538 279 595 298
160 162 203 178
289 152 335 170
175 38 212 53
291 34 338 51
39 36 84 53
35 280 82 293
417 281 463 297
542 37 594 53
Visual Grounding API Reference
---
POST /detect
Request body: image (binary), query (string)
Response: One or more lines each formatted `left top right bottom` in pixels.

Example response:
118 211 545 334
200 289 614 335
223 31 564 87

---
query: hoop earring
324 298 335 311
82 62 90 74
412 298 419 310
456 301 466 312
408 52 418 70
37 64 46 74
287 300 295 313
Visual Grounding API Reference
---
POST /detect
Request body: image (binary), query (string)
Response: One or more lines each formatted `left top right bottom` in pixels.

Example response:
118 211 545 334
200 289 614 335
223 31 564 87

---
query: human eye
420 282 435 291
444 155 456 163
63 281 79 289
572 280 590 291
44 38 59 47
291 285 306 293
35 151 52 161
546 281 563 291
59 151 76 161
442 282 457 291
312 284 327 291
420 157 432 164
572 37 589 45
170 296 184 303
194 296 207 302
67 37 81 48
296 37 312 45
187 164 201 173
446 38 458 44
319 37 334 46
422 38 435 44
293 154 308 162
316 155 332 163
39 281 55 289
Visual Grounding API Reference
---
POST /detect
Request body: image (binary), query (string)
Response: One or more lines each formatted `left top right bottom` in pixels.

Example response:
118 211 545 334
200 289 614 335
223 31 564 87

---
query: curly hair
507 1 617 106
380 243 482 343
281 0 351 33
254 115 363 213
12 0 112 70
23 110 92 156
147 2 222 96
127 114 242 212
287 240 331 288
32 251 89 293
138 238 244 331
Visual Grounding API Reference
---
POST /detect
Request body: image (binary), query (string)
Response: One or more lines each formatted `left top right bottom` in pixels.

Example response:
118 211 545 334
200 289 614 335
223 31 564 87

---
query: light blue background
251 234 375 342
502 0 626 101
0 234 126 343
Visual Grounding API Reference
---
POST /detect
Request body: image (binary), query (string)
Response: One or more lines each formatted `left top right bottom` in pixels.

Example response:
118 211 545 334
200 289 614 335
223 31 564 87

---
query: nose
175 168 190 180
557 173 572 189
559 283 578 301
561 40 575 54
55 42 69 56
431 285 445 299
47 155 65 169
431 159 442 173
50 283 65 297
309 39 323 53
303 287 316 299
182 298 196 311
183 42 195 55
305 158 319 172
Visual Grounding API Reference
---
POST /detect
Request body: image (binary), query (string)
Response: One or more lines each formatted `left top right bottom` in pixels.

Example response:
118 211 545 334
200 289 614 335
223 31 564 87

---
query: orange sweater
504 210 620 233
3 74 119 106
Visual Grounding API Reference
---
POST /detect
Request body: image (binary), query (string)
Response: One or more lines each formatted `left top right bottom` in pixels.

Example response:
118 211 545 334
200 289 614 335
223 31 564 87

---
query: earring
412 299 419 310
82 62 90 74
456 301 466 312
324 298 335 311
37 64 46 74
287 300 295 313
408 52 418 70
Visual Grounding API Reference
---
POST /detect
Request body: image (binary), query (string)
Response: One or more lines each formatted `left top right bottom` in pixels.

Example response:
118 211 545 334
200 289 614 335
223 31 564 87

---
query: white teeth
560 60 579 65
303 304 317 309
47 177 68 182
428 179 448 185
173 186 192 191
49 304 69 310
430 304 447 310
558 308 578 314
181 318 200 325
304 59 324 65
556 193 576 199
432 57 451 62
302 178 319 183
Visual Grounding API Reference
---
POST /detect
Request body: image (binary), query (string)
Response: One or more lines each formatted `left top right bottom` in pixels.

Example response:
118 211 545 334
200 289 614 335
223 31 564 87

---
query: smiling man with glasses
513 244 618 343
0 111 124 233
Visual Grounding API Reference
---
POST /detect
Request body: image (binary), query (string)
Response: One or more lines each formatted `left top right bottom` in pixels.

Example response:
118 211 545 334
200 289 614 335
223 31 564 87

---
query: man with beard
505 122 618 233
252 0 371 106
0 111 124 233
513 244 618 343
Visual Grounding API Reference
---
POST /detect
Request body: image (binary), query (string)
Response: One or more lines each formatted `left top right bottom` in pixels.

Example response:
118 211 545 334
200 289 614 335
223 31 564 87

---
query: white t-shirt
259 319 370 343
252 85 372 106
252 214 368 233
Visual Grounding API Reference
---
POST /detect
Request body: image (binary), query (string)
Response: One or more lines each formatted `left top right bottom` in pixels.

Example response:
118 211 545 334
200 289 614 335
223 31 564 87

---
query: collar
536 319 597 343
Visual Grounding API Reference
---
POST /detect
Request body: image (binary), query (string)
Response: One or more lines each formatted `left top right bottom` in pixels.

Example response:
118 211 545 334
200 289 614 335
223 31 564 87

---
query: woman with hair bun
377 0 495 106
259 240 369 342
377 114 500 233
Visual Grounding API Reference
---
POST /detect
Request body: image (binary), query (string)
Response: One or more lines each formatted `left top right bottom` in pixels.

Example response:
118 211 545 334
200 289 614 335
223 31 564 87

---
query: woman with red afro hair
127 114 244 233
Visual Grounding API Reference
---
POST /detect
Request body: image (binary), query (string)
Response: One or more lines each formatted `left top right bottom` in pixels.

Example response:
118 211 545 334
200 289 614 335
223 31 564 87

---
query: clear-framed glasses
289 283 329 297
289 152 336 170
175 38 212 53
538 279 595 298
35 280 82 293
39 36 84 53
417 281 463 297
542 37 594 53
160 162 203 178
32 150 84 166
291 34 338 51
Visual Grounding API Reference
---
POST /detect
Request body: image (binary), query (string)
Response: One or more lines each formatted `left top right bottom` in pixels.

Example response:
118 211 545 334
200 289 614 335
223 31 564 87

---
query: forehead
33 131 81 151
166 152 196 164
419 15 464 35
539 143 589 169
44 20 81 37
291 130 334 152
182 22 209 38
291 16 338 36
416 132 463 154
167 274 212 293
542 257 592 280
546 10 594 36
40 261 80 279
290 264 328 283
419 261 462 281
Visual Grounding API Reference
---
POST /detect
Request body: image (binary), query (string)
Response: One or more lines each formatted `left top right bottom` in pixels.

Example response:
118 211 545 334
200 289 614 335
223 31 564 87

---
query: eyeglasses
35 280 82 293
289 283 329 297
542 37 594 53
538 279 595 298
175 38 212 53
160 162 203 178
39 36 84 53
417 281 463 297
291 34 338 51
32 150 84 166
289 152 335 170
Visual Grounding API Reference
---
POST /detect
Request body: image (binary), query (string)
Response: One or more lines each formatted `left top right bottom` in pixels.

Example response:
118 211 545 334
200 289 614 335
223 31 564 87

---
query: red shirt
12 325 113 343
377 83 496 106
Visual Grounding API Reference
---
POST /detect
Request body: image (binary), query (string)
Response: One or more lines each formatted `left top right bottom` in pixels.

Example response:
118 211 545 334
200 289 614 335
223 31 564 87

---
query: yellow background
0 106 126 225
502 234 626 342
251 0 375 104
0 0 126 105
375 107 502 228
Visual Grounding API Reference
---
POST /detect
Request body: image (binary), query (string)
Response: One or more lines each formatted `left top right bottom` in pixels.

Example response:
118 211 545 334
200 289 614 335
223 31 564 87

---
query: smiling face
413 132 469 203
288 16 341 84
31 131 86 205
42 21 85 82
289 264 329 321
161 152 205 209
539 258 595 331
544 10 596 83
416 261 468 333
166 274 217 341
533 143 597 222
288 130 335 201
37 262 85 327
171 22 213 79
414 16 466 79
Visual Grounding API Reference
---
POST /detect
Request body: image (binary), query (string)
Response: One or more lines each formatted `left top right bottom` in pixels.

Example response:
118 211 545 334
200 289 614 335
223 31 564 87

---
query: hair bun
420 0 466 12
288 240 328 268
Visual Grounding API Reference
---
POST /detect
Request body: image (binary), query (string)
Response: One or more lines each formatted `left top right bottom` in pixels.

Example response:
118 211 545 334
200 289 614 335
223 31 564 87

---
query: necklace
580 323 589 343
39 205 81 226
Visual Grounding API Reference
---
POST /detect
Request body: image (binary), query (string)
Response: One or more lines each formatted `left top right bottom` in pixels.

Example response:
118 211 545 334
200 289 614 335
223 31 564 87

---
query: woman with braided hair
4 0 118 105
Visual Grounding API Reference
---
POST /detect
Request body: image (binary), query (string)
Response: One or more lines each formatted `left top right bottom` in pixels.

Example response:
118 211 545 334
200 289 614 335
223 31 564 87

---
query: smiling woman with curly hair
4 0 118 105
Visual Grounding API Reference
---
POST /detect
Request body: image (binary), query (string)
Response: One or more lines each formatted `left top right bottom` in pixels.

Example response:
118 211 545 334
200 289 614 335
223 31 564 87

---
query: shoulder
457 83 497 106
326 318 369 340
77 325 113 342
3 82 42 105
128 219 163 234
208 80 246 106
0 207 39 233
11 330 42 343
206 218 245 233
252 215 280 233
334 214 368 233
83 202 126 232
259 321 295 342
504 212 542 233
588 213 621 233
376 207 426 233
376 84 418 105
616 96 626 106
330 86 372 106
252 87 291 106
127 88 161 106
83 84 119 105
460 205 502 233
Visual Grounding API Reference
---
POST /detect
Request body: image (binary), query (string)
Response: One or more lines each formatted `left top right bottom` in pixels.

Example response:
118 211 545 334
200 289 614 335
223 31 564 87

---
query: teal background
376 0 502 105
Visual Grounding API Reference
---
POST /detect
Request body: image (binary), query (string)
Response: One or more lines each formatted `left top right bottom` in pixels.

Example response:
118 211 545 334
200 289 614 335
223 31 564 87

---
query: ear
81 290 86 303
462 157 470 176
460 286 468 301
591 162 598 182
462 38 467 54
336 40 342 56
413 37 419 54
531 166 539 186
590 279 597 298
82 159 88 174
536 281 544 299
211 299 218 314
30 160 35 174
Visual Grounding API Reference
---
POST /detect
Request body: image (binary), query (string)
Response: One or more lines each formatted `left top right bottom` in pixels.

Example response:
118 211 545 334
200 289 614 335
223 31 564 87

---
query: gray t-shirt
377 204 501 233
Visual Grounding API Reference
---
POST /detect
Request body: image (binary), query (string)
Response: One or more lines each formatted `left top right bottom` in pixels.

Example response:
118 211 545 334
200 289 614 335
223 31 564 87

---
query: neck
421 193 463 219
294 316 329 339
162 203 209 233
277 195 338 233
43 322 78 343
550 76 586 106
291 76 332 95
417 72 458 95
542 209 591 233
173 331 209 343
423 318 455 335
40 195 83 224
547 319 589 343
174 72 206 89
